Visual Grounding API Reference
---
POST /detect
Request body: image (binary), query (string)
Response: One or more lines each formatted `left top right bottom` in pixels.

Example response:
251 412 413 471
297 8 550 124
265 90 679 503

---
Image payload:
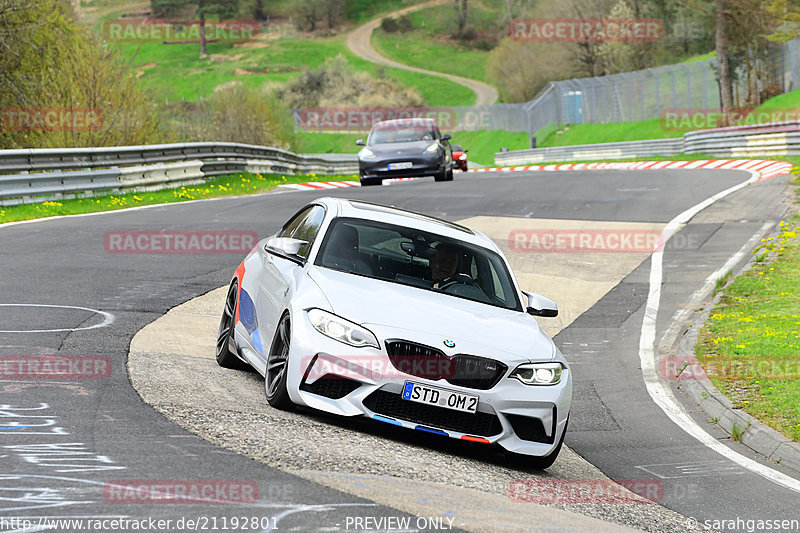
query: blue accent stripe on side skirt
238 289 258 334
414 425 448 436
373 415 402 426
252 327 263 355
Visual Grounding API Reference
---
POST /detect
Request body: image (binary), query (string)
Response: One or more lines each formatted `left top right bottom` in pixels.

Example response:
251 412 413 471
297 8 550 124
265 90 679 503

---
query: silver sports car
216 197 572 468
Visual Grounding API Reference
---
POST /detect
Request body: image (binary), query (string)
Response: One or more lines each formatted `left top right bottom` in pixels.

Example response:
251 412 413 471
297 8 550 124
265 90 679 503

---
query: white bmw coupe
216 197 572 468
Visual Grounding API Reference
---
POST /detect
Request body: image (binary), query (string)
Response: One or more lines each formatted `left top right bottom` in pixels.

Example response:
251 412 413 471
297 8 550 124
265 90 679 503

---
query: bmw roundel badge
443 339 456 348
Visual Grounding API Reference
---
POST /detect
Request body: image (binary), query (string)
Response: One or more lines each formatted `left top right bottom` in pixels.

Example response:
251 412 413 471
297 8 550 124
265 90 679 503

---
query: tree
326 0 343 29
765 0 800 41
553 0 616 77
724 0 781 106
253 0 267 20
197 0 239 56
1 0 159 148
597 0 639 73
487 38 570 102
150 0 189 17
454 0 467 36
292 0 325 31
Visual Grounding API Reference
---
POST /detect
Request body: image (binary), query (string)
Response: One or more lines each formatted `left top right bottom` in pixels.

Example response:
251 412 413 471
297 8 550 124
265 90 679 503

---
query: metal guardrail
0 168 122 202
495 138 684 165
495 121 800 165
0 142 358 206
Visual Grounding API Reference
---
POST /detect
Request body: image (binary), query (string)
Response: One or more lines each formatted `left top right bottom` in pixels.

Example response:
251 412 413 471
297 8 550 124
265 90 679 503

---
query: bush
380 17 399 32
487 38 571 103
380 15 413 33
0 0 160 148
278 55 425 109
172 84 296 149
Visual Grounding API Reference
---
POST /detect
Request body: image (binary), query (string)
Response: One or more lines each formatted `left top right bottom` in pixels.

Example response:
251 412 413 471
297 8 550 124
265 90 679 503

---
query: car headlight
510 362 563 385
306 308 379 348
458 154 467 161
359 148 376 159
425 143 439 153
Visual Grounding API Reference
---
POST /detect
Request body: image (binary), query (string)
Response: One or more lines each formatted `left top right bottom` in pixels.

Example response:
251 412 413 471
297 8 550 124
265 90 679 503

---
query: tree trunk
716 0 733 111
454 0 467 35
200 13 207 56
254 0 266 20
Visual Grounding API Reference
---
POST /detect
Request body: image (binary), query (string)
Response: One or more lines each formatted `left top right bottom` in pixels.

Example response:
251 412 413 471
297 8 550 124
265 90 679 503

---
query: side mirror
522 290 558 317
441 134 452 141
464 149 469 153
265 237 308 257
355 139 365 146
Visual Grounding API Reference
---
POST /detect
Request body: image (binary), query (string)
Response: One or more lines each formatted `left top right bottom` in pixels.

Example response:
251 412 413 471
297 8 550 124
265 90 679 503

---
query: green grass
754 87 800 112
112 34 473 105
371 4 493 84
683 51 716 63
373 29 491 83
370 4 498 90
538 119 686 148
0 172 354 224
713 270 733 298
696 206 800 443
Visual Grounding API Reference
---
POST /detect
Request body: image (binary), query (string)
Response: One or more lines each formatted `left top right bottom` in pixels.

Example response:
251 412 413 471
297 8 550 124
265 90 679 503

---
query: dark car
356 118 453 186
451 144 468 171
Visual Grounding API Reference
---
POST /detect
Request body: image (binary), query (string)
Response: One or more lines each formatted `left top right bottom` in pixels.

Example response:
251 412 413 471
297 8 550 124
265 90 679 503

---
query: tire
434 168 447 182
360 177 382 186
265 313 293 410
445 166 454 181
216 280 249 369
522 417 568 470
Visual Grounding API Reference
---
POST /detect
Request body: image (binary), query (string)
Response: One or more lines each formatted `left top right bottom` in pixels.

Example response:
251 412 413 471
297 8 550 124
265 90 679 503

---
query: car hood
367 140 436 155
306 267 554 362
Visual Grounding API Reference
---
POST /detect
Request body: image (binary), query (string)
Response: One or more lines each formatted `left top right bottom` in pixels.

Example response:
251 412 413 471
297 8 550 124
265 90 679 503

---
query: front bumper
285 316 572 457
359 154 445 179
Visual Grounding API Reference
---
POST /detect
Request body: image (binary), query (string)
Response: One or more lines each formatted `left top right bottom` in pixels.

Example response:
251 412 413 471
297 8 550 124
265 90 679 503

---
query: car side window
279 205 326 259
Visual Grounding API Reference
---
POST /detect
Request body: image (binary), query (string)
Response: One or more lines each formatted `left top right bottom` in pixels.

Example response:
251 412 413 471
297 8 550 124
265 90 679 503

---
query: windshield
314 217 522 311
368 123 437 145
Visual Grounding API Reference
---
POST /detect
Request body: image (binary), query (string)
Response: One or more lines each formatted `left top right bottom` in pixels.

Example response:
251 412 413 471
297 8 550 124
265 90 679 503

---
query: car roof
311 197 499 251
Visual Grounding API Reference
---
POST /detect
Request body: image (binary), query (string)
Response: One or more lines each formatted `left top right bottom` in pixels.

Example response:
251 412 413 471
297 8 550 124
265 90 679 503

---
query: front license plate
388 162 413 170
401 381 478 414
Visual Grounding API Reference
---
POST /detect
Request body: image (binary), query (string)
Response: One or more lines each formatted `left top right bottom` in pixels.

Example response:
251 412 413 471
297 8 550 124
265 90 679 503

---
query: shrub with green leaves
277 55 425 109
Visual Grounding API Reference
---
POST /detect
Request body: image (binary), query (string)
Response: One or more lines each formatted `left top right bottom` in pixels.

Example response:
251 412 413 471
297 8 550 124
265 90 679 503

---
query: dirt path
346 0 499 106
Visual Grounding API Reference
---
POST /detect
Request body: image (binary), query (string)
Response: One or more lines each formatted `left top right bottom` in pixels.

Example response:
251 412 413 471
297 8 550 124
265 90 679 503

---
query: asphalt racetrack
1 167 798 532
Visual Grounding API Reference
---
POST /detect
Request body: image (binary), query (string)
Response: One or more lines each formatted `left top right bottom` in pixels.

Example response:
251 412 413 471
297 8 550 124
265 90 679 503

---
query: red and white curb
282 159 793 191
467 159 793 183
